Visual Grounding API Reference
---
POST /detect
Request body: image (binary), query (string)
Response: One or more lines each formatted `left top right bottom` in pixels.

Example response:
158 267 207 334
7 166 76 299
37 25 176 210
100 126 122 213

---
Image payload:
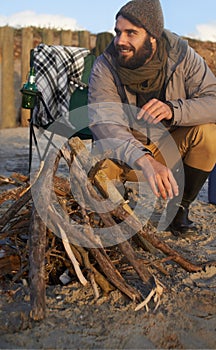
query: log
29 206 47 320
27 153 61 321
89 247 141 301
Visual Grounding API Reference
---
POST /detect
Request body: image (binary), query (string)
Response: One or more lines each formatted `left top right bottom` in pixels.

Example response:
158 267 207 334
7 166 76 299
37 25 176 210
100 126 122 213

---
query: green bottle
21 66 38 109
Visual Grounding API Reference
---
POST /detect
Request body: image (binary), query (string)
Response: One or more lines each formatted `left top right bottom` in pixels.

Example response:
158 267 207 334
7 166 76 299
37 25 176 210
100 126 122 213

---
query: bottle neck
29 75 36 84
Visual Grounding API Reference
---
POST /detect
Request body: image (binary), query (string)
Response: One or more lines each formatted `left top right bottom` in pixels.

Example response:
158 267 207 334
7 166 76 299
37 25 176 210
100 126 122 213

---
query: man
88 0 216 237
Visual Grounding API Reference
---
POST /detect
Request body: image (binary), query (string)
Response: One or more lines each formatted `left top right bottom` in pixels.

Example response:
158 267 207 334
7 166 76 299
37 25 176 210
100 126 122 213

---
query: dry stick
58 197 89 286
33 147 140 301
88 271 100 299
0 186 32 230
59 185 115 295
57 223 88 286
75 245 114 295
0 162 46 230
93 169 158 255
29 206 47 321
113 206 203 273
28 150 62 320
0 185 28 205
89 247 141 301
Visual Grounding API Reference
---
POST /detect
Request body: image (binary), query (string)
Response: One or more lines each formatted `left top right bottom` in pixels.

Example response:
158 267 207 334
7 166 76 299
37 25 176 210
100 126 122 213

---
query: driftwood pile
0 137 211 321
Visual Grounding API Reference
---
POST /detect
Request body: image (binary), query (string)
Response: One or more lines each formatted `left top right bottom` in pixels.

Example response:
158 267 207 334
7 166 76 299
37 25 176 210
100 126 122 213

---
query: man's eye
114 28 121 36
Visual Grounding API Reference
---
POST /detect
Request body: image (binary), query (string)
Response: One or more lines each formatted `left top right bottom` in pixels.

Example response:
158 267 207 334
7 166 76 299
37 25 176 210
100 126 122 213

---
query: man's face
114 15 155 69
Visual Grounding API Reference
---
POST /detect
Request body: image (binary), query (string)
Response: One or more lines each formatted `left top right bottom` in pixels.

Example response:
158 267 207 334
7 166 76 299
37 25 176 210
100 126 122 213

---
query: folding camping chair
21 44 95 173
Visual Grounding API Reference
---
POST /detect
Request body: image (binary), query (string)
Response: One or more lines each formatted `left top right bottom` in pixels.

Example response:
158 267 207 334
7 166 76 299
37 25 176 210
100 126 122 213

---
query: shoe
166 164 210 237
168 205 197 237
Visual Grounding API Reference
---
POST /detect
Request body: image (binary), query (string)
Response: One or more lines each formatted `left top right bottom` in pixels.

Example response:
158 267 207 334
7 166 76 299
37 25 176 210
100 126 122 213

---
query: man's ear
150 36 157 45
150 36 157 53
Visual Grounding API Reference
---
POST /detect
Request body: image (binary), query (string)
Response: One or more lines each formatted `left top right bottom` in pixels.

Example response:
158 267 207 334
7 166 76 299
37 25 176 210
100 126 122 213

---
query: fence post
21 27 34 127
78 31 90 49
72 31 79 47
42 29 55 45
0 26 16 128
60 30 73 46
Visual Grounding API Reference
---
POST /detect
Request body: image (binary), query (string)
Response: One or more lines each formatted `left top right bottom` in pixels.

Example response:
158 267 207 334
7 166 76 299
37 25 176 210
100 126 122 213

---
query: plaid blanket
33 44 90 126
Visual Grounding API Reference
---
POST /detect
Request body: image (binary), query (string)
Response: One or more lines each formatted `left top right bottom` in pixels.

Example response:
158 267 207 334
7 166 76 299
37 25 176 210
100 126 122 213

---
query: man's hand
135 154 179 200
137 98 173 124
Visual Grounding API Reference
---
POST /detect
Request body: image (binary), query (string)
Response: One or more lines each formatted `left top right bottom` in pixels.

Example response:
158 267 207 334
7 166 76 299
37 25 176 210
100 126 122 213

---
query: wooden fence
0 26 96 128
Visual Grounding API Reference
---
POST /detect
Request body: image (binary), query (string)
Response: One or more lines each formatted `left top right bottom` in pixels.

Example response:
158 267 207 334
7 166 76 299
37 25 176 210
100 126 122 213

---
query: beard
115 36 153 69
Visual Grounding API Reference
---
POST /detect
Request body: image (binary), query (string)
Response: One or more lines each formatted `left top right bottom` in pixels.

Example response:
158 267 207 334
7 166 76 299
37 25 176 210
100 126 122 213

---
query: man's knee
192 123 216 155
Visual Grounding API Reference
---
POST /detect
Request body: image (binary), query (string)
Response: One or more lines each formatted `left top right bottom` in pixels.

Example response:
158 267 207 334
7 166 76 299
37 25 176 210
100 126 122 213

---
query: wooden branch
57 223 88 286
113 206 203 273
75 245 114 295
29 206 47 321
88 271 100 299
0 186 32 230
89 247 141 301
0 185 28 205
28 150 62 320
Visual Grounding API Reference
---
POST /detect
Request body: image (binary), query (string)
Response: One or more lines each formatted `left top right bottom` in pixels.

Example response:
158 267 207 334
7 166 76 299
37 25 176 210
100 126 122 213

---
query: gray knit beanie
116 0 164 39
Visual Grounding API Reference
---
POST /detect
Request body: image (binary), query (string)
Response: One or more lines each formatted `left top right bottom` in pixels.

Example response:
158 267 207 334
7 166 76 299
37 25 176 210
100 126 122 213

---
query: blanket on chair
33 44 90 127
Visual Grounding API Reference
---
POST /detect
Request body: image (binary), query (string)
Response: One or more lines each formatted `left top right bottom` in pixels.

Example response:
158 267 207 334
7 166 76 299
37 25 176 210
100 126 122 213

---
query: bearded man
88 0 216 237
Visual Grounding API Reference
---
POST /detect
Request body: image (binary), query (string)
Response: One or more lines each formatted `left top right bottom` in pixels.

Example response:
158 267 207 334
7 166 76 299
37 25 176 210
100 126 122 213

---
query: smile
119 48 131 52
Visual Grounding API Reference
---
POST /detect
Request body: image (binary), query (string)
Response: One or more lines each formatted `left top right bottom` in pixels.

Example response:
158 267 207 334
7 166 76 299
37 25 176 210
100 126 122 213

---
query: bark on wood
75 245 114 294
0 252 20 277
113 206 203 273
29 206 47 320
0 187 32 230
89 247 141 301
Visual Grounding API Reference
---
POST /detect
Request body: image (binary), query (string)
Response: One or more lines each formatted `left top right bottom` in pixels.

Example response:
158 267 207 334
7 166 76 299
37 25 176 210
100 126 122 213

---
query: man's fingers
148 171 179 200
155 175 169 200
137 99 172 123
147 176 161 198
168 170 179 197
136 154 179 200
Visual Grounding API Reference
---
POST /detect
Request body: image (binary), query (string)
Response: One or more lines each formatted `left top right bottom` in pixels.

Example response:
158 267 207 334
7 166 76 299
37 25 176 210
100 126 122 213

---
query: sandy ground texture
0 127 216 350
